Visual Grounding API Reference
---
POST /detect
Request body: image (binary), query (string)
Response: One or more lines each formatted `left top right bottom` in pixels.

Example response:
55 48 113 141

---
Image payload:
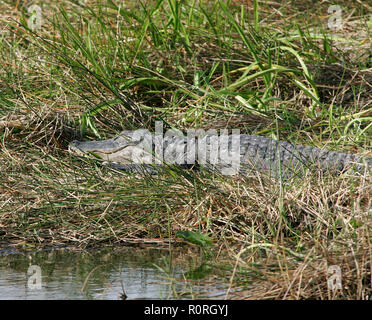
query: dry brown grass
0 0 371 299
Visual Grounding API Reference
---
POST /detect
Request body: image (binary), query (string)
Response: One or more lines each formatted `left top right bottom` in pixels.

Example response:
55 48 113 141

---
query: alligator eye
115 135 131 143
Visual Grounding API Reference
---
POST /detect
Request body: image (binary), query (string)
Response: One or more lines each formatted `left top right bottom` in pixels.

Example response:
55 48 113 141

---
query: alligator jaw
68 138 154 164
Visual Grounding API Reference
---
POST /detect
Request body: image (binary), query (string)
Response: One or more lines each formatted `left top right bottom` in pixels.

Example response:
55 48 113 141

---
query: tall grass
0 0 371 299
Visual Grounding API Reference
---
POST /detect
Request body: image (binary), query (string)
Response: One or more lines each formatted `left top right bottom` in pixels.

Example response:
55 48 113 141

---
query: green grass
0 0 371 299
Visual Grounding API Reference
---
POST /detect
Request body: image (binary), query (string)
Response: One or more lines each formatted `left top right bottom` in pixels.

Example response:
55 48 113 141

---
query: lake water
0 245 230 300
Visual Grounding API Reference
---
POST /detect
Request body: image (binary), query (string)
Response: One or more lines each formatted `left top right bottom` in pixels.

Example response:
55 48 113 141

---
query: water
0 245 229 300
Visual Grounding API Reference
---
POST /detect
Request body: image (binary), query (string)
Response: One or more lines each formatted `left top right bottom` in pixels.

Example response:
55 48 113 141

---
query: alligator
68 129 372 179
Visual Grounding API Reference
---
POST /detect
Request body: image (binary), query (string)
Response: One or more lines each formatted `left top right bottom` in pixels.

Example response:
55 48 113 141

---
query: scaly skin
69 131 372 178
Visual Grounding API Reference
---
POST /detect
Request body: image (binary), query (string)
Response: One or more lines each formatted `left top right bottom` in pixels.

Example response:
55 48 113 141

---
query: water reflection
0 246 228 300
